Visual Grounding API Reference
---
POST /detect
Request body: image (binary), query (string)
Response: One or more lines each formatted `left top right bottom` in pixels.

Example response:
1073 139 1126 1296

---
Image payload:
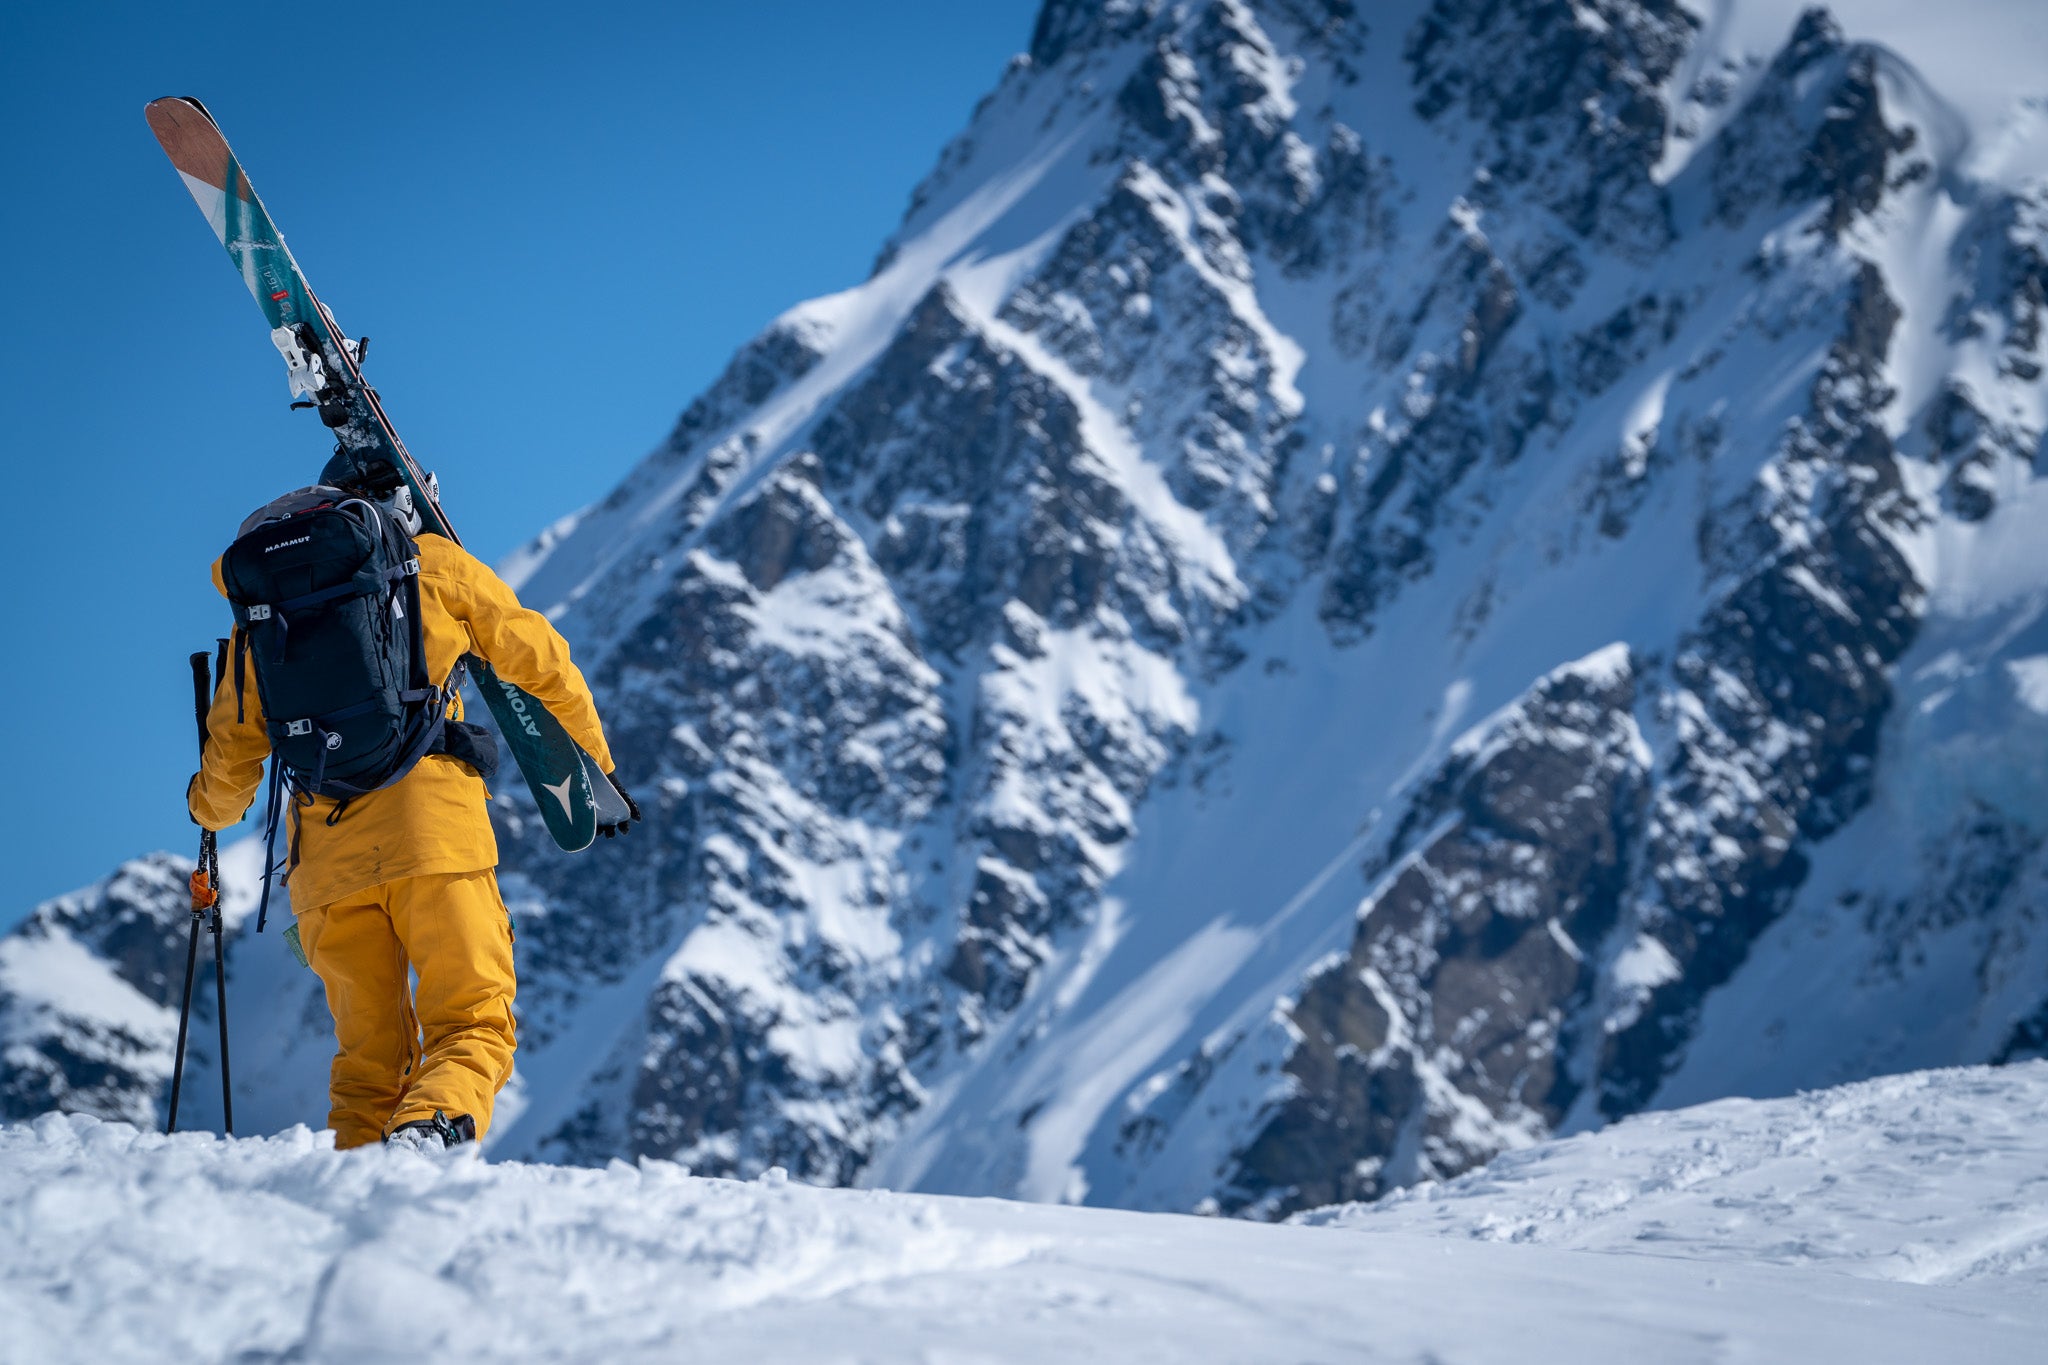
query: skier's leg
384 869 516 1139
294 890 416 1148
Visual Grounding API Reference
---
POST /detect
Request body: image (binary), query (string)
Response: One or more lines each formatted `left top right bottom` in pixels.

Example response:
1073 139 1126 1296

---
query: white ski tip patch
177 169 229 244
542 775 577 819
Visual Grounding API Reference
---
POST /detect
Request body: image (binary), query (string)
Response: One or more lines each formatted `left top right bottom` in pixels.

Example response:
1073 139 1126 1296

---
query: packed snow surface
1301 1063 2048 1287
5 1065 2045 1364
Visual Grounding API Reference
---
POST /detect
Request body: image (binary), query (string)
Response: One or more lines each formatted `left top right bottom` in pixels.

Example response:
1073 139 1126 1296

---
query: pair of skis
145 96 626 852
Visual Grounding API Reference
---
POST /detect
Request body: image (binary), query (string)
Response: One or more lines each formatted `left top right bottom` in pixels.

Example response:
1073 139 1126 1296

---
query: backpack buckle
247 604 273 621
402 557 420 576
284 719 313 737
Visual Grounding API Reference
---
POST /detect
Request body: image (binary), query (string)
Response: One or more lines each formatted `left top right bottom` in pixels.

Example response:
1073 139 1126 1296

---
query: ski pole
209 640 234 1135
168 650 233 1134
167 652 207 1132
205 836 232 1135
166 871 201 1133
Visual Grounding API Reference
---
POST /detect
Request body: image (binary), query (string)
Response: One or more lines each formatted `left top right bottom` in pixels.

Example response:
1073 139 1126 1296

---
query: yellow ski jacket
188 531 613 910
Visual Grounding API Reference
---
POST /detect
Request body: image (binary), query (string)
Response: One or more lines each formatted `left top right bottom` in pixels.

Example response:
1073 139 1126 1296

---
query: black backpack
221 486 452 801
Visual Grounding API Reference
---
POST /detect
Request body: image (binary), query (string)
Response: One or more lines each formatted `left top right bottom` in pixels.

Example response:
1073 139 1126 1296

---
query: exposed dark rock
648 321 827 491
1920 382 2006 523
1598 262 1919 1117
1791 48 1920 239
1318 230 1550 638
1029 0 1159 70
1997 999 2048 1064
1225 652 1649 1216
1406 0 1692 253
1707 12 1921 239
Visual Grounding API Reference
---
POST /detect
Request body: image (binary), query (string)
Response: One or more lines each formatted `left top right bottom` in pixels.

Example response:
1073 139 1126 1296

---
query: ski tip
144 96 217 140
146 98 239 194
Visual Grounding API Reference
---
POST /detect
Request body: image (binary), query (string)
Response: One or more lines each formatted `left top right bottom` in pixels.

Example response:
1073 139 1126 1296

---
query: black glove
598 779 642 838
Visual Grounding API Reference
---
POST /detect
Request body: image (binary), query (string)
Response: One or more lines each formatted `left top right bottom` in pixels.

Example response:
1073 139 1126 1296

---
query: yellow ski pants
294 869 517 1149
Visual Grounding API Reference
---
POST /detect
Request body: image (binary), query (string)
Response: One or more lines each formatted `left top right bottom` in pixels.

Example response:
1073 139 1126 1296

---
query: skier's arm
442 541 617 774
187 624 272 831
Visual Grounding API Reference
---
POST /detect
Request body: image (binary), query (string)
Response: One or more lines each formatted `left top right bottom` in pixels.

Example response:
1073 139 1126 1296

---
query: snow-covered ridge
5 1064 2045 1363
1301 1061 2048 1287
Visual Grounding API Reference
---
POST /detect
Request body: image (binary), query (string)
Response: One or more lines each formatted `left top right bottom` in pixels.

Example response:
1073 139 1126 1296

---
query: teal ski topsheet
146 96 626 850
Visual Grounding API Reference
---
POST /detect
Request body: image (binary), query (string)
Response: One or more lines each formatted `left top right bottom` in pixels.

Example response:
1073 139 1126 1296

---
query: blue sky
0 0 1040 922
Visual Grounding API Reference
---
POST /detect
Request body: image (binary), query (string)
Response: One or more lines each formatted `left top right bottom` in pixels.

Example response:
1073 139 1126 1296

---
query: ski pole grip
190 651 212 756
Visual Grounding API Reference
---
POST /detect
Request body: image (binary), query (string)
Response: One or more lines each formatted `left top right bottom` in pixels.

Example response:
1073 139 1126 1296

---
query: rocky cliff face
10 0 2048 1219
1 855 194 1127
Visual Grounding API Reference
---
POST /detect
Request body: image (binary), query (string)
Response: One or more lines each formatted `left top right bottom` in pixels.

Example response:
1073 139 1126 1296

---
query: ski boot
384 1110 477 1155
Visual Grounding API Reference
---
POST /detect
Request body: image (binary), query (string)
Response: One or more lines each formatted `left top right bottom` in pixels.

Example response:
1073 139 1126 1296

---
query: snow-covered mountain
7 1063 2046 1361
8 0 2048 1218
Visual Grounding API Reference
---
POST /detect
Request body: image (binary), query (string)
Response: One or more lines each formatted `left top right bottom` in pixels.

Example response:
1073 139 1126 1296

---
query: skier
187 453 635 1153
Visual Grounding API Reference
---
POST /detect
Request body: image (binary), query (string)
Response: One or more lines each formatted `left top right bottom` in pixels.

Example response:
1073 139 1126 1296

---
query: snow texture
4 1063 2046 1363
1302 1061 2048 1288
